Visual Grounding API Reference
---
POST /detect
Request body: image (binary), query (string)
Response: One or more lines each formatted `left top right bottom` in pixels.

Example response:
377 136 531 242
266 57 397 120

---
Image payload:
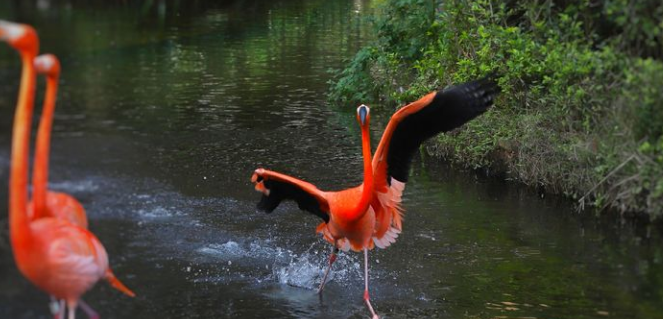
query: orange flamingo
29 53 105 319
1 20 135 319
252 78 498 318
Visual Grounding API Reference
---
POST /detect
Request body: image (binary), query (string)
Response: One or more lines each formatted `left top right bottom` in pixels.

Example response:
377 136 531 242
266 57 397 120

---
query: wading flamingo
252 77 499 318
1 20 135 319
30 53 118 319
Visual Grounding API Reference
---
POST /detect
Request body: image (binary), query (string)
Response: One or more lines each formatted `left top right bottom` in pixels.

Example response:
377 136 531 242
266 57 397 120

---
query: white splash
49 179 99 193
273 244 362 290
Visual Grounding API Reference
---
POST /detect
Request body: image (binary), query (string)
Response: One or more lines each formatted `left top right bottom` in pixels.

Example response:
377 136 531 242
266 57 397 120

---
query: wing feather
252 168 330 223
371 76 499 248
374 76 499 185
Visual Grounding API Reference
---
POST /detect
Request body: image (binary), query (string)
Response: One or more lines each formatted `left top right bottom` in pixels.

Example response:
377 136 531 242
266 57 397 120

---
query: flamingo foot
363 290 380 319
79 300 99 319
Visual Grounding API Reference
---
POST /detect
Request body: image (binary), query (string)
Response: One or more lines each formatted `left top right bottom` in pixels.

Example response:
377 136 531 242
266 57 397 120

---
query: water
0 1 662 318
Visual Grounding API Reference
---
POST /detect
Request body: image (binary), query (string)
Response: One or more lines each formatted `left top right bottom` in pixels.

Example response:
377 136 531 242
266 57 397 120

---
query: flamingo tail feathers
105 269 136 297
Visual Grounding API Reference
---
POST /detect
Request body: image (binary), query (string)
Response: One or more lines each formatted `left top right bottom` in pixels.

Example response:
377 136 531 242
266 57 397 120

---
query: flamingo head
356 104 370 127
0 20 39 56
34 54 60 78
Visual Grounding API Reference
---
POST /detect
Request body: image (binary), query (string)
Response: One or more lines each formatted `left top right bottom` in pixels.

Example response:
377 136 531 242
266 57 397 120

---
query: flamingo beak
0 22 7 40
358 104 368 126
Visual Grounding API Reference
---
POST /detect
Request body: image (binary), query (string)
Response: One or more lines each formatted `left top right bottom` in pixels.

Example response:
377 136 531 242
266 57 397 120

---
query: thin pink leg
67 300 77 319
59 300 66 319
49 296 60 318
78 300 99 319
52 298 65 319
363 248 379 319
317 245 339 294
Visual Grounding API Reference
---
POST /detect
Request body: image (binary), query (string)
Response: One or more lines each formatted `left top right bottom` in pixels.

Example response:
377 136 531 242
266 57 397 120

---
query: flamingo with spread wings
1 20 134 319
252 77 499 318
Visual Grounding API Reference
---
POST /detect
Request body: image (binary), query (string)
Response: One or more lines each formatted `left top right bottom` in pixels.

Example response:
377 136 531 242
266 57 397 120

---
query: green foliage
328 47 380 106
329 0 663 218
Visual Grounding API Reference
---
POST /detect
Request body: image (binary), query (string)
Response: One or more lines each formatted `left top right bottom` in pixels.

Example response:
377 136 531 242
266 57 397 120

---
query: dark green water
0 1 662 318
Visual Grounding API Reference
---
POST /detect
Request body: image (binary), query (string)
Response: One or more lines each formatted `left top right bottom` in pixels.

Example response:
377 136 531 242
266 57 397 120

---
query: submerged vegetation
329 0 663 219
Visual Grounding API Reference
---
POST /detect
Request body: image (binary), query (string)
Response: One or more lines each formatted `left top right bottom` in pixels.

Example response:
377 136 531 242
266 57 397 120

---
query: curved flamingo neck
32 74 58 217
10 52 37 249
347 122 374 220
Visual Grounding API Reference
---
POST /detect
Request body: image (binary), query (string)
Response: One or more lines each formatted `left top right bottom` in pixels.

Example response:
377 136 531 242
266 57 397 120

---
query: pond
0 1 661 318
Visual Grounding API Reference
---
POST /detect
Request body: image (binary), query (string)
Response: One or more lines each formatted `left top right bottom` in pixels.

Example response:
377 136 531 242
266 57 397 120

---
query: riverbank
329 0 663 219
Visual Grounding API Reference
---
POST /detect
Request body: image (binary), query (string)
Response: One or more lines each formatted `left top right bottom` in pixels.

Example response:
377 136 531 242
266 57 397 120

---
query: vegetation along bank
329 0 663 219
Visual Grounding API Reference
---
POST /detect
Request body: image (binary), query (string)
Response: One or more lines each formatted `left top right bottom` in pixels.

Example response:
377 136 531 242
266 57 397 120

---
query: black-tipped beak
359 105 368 125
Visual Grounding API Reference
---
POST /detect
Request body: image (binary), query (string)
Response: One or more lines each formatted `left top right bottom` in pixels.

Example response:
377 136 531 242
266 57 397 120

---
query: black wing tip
254 178 329 223
256 194 278 214
479 73 501 96
439 74 501 114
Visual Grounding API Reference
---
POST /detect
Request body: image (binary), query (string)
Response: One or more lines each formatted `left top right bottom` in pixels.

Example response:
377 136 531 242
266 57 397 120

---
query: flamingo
252 77 499 318
1 20 135 319
29 53 116 319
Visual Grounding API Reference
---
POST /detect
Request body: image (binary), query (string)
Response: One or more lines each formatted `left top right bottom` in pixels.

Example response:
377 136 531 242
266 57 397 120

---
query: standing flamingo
252 77 498 318
1 20 135 319
30 53 124 319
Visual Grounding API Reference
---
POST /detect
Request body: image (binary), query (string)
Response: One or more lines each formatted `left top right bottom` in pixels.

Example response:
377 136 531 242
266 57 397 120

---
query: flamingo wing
371 76 499 247
374 76 499 185
252 168 330 223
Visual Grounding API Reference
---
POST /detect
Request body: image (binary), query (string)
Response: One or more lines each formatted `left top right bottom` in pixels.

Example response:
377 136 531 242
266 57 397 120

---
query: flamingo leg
363 248 379 319
317 245 339 294
78 300 99 319
52 299 65 319
67 300 78 319
49 296 60 318
59 300 66 319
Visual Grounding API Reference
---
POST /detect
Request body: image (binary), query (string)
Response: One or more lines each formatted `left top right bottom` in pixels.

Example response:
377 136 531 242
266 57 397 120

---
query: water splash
274 252 322 289
49 179 100 193
273 243 362 290
195 239 363 289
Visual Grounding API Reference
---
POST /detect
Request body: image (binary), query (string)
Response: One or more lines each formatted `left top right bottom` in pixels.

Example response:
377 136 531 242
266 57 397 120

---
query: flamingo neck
347 123 373 220
32 75 58 217
10 52 37 249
